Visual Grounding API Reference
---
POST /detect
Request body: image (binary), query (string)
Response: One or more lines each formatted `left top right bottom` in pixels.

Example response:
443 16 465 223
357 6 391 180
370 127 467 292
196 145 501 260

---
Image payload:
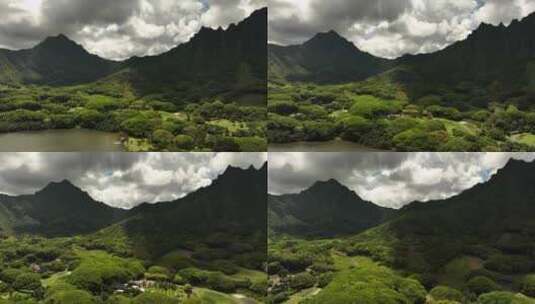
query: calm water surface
0 129 124 152
269 140 388 152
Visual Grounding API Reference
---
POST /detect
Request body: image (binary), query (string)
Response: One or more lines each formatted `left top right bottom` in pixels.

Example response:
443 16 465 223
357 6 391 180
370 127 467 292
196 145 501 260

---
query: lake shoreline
269 140 390 152
0 129 125 152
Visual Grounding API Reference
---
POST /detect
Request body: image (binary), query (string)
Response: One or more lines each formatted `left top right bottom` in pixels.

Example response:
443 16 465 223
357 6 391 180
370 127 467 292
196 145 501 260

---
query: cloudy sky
0 152 267 209
269 152 535 209
0 0 266 60
269 0 535 58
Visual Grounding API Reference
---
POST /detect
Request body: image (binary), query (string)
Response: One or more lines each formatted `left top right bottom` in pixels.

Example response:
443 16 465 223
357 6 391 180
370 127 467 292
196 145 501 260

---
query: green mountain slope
0 35 116 86
0 180 126 237
119 7 267 101
104 163 268 258
268 160 535 303
269 179 393 237
269 31 391 84
396 13 535 96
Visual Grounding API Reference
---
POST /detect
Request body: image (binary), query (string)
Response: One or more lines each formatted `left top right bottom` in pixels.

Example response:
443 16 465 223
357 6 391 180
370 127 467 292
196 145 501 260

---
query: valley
0 8 267 152
268 13 535 152
0 164 268 303
268 159 535 304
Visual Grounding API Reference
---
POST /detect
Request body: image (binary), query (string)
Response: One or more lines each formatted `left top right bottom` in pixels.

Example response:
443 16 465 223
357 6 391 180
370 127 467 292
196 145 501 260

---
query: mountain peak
39 179 80 193
307 178 351 193
39 34 77 46
306 30 350 46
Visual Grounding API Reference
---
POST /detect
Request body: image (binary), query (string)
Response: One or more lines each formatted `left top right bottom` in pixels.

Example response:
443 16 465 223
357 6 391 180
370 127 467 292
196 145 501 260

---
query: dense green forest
268 13 535 151
0 165 267 303
0 8 267 152
267 160 535 303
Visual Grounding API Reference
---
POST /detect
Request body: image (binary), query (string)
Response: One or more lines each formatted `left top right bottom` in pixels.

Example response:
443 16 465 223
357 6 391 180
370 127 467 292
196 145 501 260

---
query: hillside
0 165 268 303
269 179 393 237
268 159 535 303
101 163 268 258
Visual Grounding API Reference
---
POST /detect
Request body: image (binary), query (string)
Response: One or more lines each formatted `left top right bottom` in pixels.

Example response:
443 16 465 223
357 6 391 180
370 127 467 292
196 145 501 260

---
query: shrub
210 260 239 275
175 135 195 150
45 289 96 304
426 105 462 120
398 278 426 304
205 272 239 293
339 115 373 142
152 129 175 149
484 255 533 274
317 272 334 288
173 274 186 285
289 272 316 290
234 137 267 152
13 273 42 291
132 293 177 304
145 266 171 282
350 95 402 118
268 101 298 115
211 136 240 151
520 274 535 297
429 286 464 302
0 268 23 284
299 105 328 119
303 121 337 141
477 291 535 304
466 276 501 295
121 116 155 137
77 109 105 129
393 129 448 151
178 268 209 285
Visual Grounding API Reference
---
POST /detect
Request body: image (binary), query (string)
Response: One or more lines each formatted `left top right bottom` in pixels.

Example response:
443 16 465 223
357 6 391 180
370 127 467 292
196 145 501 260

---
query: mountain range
269 159 535 240
0 8 267 102
269 12 535 99
0 164 267 258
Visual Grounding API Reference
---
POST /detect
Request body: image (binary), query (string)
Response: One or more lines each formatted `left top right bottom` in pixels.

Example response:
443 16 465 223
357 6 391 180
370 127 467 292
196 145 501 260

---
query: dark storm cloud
0 0 265 60
0 153 267 209
269 0 535 58
269 153 535 208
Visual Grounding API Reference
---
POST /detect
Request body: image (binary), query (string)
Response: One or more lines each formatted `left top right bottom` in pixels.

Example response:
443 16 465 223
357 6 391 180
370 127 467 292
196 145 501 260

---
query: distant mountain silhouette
269 179 393 237
0 180 125 236
0 34 116 85
269 30 391 83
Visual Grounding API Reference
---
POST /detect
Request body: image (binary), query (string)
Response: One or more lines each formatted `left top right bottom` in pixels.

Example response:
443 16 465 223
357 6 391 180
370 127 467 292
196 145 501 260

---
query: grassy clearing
510 133 535 147
438 255 483 289
194 287 249 304
209 119 249 133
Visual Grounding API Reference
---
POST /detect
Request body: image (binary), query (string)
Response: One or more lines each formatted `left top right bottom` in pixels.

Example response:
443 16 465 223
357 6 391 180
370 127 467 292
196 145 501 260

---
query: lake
269 140 388 152
0 129 125 152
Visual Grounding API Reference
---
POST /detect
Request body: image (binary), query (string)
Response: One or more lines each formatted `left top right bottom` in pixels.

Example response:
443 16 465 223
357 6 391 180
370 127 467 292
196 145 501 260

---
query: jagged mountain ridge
0 8 267 101
269 159 535 240
0 164 267 245
269 12 535 94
